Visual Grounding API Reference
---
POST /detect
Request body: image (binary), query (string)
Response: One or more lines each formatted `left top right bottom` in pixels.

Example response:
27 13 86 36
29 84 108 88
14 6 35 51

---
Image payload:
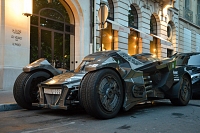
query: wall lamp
22 0 33 17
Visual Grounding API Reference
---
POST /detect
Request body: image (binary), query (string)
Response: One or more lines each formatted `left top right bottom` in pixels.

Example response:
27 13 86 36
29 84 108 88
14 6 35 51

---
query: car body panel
21 50 189 112
173 53 200 96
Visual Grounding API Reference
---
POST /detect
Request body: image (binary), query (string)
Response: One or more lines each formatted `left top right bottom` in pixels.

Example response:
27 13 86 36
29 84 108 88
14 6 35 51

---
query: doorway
30 0 75 70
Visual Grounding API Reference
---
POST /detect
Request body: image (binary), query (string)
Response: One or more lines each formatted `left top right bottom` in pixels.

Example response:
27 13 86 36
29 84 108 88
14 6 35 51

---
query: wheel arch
168 72 192 99
80 67 126 101
28 68 55 77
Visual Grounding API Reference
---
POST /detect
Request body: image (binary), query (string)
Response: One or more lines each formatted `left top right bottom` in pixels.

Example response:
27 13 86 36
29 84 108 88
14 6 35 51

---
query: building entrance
30 0 74 70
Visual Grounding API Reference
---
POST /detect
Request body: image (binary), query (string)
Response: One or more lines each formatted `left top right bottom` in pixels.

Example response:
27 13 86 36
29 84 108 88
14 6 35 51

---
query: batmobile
13 50 192 119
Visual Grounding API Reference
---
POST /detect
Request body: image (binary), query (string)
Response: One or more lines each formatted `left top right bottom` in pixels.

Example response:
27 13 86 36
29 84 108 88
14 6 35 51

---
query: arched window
150 15 157 35
30 0 74 70
128 5 138 29
102 0 114 20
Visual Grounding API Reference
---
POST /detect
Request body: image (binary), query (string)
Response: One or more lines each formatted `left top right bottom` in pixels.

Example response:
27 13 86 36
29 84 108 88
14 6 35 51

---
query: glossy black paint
173 53 200 97
14 50 192 119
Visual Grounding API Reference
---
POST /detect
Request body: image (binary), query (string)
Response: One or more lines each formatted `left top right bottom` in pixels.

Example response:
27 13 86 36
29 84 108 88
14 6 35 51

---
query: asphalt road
0 100 200 133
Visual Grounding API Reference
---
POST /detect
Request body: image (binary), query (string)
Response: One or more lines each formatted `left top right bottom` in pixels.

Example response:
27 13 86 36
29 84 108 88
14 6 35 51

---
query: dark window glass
185 0 190 9
167 49 173 57
40 9 64 21
31 15 38 26
176 54 200 65
33 0 70 23
112 54 131 68
198 0 200 14
150 15 157 35
65 25 70 32
30 0 74 70
40 17 64 31
30 26 38 62
64 34 70 70
132 53 159 64
41 30 52 61
107 0 114 20
102 0 114 20
128 5 138 29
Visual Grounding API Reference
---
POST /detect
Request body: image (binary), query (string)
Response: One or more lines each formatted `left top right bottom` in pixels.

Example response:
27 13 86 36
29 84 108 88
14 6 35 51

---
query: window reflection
101 23 114 51
128 30 139 55
150 37 158 57
40 17 64 31
30 0 74 70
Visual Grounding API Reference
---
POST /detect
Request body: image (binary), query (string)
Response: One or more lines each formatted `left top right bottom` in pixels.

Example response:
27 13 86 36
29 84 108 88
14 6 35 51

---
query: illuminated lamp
22 0 33 17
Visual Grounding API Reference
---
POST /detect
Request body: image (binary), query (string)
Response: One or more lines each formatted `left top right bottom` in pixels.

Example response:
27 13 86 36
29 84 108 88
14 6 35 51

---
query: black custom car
172 52 200 98
13 50 192 119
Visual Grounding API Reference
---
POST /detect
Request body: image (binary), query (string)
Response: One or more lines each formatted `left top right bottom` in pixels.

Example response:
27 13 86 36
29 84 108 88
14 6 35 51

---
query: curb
0 103 21 112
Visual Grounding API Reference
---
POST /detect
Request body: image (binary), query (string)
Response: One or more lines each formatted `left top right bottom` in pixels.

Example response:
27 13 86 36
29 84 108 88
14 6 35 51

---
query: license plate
44 88 62 94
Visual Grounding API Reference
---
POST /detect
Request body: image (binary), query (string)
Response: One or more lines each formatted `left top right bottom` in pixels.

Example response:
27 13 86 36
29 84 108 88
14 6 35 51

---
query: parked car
13 50 192 119
172 52 200 98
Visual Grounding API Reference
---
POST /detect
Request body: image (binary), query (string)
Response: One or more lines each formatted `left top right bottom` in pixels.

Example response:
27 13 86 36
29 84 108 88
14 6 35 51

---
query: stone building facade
0 0 199 90
178 0 200 52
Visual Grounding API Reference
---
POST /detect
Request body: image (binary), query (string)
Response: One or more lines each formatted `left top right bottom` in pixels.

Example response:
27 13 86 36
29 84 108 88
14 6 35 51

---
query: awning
129 27 153 41
106 19 130 33
151 34 172 46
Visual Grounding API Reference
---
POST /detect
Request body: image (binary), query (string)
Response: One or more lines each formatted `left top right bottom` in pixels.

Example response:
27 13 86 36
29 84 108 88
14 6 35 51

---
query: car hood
41 72 86 86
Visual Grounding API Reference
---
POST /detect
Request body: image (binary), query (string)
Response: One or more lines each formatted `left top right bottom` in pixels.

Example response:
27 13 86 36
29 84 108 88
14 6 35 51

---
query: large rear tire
13 71 52 109
80 69 124 119
170 75 191 106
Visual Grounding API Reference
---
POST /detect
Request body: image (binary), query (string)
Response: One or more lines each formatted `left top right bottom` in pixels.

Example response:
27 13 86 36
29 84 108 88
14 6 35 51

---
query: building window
167 23 173 42
167 49 173 57
30 0 74 70
198 0 200 13
128 30 139 55
128 5 138 29
102 0 114 20
150 37 159 57
185 0 190 9
197 0 200 26
100 23 114 51
150 15 157 35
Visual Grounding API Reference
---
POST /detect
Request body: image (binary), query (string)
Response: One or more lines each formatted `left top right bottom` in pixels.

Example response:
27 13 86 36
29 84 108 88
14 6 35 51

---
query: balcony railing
183 7 193 22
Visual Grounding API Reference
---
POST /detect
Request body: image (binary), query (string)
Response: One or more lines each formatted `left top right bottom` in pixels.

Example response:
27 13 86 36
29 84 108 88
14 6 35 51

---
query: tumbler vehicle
13 50 192 119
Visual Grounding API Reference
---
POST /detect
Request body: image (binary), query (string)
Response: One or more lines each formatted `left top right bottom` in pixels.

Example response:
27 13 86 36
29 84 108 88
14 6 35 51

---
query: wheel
170 75 191 106
13 71 52 109
80 69 124 119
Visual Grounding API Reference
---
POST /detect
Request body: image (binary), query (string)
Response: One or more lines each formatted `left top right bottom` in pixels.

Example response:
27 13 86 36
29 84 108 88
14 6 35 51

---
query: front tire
80 69 124 119
170 75 191 106
13 71 52 109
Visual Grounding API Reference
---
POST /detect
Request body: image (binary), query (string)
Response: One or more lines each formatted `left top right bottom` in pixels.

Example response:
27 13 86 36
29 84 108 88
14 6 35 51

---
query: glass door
39 29 73 70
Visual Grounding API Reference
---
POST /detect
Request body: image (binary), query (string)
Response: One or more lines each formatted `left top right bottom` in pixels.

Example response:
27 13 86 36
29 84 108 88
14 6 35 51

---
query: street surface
0 100 199 133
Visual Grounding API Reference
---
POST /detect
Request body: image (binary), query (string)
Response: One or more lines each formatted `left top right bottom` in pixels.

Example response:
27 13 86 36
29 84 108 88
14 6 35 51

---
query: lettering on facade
11 29 22 46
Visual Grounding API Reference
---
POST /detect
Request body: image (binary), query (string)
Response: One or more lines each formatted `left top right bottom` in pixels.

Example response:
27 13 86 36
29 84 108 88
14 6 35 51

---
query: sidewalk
0 89 21 112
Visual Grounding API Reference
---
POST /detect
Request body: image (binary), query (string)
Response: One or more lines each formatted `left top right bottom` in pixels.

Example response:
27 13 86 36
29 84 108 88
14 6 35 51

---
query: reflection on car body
13 50 192 119
173 53 200 98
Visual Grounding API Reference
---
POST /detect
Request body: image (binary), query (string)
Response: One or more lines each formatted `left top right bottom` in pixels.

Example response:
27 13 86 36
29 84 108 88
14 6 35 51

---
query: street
0 100 199 133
